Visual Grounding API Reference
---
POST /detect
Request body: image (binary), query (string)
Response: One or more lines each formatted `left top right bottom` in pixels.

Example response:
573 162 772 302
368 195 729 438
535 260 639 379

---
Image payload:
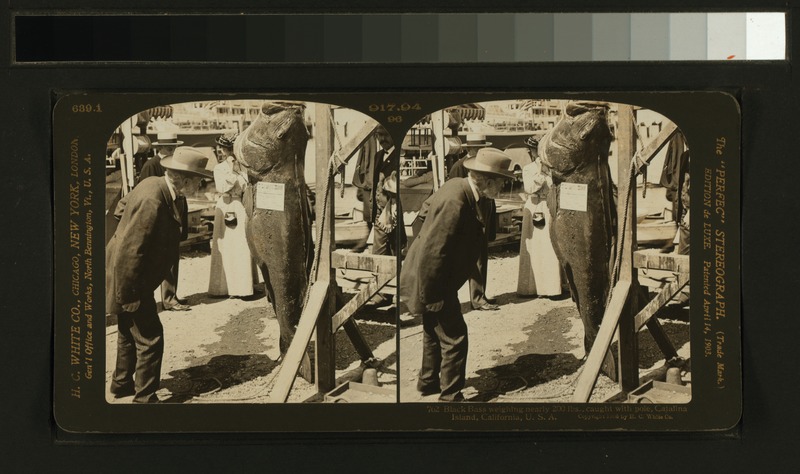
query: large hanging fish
235 101 314 370
540 101 618 380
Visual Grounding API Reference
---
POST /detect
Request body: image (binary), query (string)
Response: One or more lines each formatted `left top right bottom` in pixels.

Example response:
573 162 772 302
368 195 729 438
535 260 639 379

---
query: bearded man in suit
137 131 190 311
447 133 499 311
106 147 212 403
401 147 514 401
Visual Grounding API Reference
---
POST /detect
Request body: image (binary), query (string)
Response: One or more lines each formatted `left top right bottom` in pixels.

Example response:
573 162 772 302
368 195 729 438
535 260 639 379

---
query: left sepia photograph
103 100 398 404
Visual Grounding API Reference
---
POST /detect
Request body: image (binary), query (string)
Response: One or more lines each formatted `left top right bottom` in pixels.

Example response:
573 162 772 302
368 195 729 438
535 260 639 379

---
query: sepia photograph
53 90 737 432
103 99 399 404
397 99 692 404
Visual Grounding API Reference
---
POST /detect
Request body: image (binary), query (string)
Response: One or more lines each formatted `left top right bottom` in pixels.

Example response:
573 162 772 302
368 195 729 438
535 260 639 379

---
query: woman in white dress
208 132 258 298
517 136 563 297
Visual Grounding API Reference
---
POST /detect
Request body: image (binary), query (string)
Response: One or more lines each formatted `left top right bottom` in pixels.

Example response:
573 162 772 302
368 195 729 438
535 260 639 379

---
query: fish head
235 101 309 176
540 101 612 181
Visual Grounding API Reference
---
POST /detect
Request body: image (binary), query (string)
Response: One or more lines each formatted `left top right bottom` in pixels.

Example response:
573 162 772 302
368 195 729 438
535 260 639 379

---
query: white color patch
255 182 285 211
746 13 786 60
559 183 588 212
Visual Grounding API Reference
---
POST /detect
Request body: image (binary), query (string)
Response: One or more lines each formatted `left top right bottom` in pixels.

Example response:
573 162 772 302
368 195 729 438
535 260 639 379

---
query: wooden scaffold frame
573 104 688 402
268 105 394 402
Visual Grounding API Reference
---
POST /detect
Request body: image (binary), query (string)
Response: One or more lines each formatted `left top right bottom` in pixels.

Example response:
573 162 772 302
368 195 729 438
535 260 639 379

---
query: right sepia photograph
398 99 691 404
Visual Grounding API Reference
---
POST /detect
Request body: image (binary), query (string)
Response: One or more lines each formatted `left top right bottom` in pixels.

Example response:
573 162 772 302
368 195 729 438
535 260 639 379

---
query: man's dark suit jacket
368 148 399 223
444 156 497 241
105 177 182 314
401 178 485 314
138 154 165 182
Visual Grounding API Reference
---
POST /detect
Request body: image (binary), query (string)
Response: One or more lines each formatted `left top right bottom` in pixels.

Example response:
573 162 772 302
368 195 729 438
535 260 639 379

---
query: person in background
517 136 563 297
208 132 259 298
138 131 183 183
401 148 515 401
361 128 401 307
352 127 398 254
674 168 691 306
137 130 190 311
373 171 405 256
448 133 498 311
107 147 212 403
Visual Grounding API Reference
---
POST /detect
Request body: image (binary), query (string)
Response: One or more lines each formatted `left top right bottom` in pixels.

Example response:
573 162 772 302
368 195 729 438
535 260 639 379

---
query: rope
305 158 335 308
326 107 347 198
608 158 637 302
495 365 586 402
630 114 649 197
188 353 286 403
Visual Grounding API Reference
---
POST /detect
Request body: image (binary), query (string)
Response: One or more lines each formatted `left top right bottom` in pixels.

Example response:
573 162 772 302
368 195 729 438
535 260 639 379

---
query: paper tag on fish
255 182 285 211
559 183 588 212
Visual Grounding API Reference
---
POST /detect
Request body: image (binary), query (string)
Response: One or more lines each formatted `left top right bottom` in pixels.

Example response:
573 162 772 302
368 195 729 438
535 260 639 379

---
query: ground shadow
462 290 571 315
463 303 583 401
161 353 279 403
159 304 278 403
465 352 584 402
637 317 691 368
182 290 267 308
335 323 396 370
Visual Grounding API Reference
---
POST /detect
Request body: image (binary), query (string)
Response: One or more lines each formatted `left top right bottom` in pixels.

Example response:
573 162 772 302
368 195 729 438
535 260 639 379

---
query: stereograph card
51 89 741 433
10 4 796 467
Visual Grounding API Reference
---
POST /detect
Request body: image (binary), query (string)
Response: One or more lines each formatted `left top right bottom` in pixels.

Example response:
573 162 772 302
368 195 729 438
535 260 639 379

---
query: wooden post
119 116 138 195
314 104 336 393
431 110 448 190
267 281 330 403
573 280 631 402
615 105 640 391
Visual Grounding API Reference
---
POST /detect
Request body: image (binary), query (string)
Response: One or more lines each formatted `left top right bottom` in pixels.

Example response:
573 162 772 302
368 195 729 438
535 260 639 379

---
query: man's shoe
110 387 135 399
485 296 498 304
165 303 191 311
439 392 465 402
473 302 499 311
417 382 441 396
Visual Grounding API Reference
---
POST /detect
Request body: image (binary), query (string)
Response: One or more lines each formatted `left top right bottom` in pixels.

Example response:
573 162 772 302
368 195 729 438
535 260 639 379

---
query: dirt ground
105 249 399 404
398 249 691 403
106 247 690 404
106 181 689 405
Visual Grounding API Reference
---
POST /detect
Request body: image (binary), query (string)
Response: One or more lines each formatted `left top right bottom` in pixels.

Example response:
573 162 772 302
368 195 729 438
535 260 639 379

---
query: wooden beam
333 121 380 167
634 250 691 273
616 104 640 391
645 319 679 361
634 274 689 330
572 280 631 403
431 110 447 191
332 273 394 332
268 281 330 403
635 121 679 175
119 116 137 195
314 103 337 393
342 319 375 361
331 250 397 275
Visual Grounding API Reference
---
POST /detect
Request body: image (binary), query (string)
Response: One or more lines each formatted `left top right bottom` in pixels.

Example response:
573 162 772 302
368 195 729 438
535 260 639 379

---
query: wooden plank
634 273 689 330
267 281 330 403
119 116 137 195
634 250 691 273
635 121 678 174
343 319 374 361
617 104 640 391
314 104 337 393
572 280 631 403
334 121 380 167
431 110 447 190
332 273 394 331
331 250 397 275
